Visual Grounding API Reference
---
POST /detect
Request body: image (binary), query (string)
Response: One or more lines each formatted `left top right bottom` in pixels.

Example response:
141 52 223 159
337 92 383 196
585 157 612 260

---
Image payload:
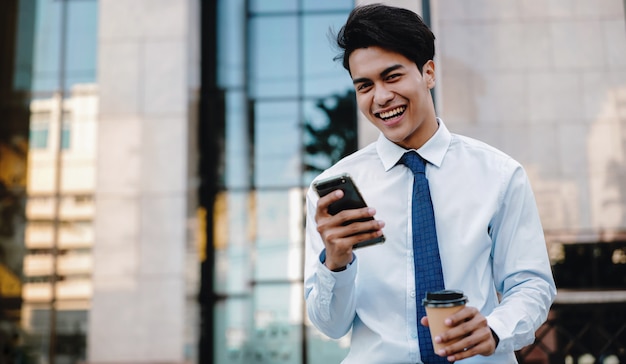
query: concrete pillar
88 0 200 362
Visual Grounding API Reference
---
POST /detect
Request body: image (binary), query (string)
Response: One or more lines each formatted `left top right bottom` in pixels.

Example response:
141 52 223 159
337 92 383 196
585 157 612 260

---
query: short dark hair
335 3 435 74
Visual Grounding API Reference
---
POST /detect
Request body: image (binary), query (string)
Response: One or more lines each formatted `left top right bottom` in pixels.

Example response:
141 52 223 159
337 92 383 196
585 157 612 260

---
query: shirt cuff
319 249 356 272
486 316 509 353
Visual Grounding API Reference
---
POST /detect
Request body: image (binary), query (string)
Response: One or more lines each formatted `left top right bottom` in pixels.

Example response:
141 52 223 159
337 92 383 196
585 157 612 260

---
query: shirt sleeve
487 162 557 352
303 186 357 339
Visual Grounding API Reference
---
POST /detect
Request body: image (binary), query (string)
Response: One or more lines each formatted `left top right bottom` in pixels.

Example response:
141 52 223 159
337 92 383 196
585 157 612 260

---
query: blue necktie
400 151 447 364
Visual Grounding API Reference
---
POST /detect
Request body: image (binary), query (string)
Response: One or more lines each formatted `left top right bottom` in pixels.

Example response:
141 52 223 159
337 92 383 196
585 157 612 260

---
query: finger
439 325 495 360
322 220 384 250
316 189 344 217
334 206 377 225
337 211 382 231
439 314 485 347
446 338 495 362
420 316 429 327
444 306 477 327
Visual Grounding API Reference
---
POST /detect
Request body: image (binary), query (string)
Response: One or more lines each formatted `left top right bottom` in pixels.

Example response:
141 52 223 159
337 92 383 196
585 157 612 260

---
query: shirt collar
376 118 452 172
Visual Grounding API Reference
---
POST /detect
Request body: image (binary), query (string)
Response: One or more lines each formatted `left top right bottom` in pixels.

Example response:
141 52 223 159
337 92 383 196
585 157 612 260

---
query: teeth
379 107 406 120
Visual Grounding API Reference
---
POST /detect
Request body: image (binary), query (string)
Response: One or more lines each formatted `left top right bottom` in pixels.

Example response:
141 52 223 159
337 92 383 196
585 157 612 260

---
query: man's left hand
420 306 497 361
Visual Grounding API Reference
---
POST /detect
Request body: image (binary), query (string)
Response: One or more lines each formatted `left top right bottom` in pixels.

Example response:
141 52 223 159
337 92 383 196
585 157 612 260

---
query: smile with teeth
376 106 406 120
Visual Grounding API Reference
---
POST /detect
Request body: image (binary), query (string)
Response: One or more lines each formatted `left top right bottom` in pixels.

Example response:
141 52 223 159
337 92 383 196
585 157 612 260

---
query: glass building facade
200 1 358 363
2 0 624 363
1 0 97 363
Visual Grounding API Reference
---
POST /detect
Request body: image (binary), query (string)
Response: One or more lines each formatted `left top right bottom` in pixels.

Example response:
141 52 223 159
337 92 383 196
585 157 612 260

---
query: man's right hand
315 189 385 271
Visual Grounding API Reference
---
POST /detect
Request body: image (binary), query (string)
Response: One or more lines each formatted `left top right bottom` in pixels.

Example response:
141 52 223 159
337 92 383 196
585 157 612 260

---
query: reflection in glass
215 299 252 364
303 90 357 182
249 16 298 98
214 191 253 296
303 14 353 98
254 189 303 282
60 115 70 150
250 283 303 364
29 114 50 149
63 1 97 92
30 0 97 95
249 0 298 14
212 1 355 363
217 0 246 89
254 101 300 188
224 91 250 189
302 0 353 12
31 0 62 93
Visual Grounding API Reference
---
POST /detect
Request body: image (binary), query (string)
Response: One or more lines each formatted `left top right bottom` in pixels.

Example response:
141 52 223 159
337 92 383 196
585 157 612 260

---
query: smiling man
304 4 556 364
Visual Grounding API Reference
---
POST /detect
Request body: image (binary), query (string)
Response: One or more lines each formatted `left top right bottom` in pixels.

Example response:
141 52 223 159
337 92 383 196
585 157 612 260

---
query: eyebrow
352 64 405 85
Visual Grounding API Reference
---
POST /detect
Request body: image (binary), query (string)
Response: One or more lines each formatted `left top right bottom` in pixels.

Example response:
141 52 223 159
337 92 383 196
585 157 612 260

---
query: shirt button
412 332 418 338
410 291 416 298
408 250 414 257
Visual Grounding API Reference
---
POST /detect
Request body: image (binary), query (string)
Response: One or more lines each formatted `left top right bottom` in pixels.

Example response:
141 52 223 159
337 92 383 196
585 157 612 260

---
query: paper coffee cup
422 290 468 353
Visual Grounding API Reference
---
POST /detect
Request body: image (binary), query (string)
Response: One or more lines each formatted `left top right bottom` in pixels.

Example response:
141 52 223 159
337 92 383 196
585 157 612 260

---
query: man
304 4 556 364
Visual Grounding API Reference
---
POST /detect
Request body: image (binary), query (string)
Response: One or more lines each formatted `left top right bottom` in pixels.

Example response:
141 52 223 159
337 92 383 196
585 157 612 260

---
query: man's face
349 46 437 150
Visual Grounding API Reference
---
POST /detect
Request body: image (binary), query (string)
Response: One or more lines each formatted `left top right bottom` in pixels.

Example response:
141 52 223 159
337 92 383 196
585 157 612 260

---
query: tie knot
399 151 426 175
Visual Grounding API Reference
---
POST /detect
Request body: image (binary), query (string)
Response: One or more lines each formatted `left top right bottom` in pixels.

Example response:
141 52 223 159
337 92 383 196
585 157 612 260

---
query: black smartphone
313 173 385 249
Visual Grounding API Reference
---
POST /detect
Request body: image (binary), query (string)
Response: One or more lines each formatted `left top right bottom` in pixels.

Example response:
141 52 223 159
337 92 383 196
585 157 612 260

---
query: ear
423 60 436 89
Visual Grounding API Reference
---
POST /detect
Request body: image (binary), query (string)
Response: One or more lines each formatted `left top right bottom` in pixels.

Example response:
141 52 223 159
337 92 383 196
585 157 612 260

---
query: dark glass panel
301 90 357 184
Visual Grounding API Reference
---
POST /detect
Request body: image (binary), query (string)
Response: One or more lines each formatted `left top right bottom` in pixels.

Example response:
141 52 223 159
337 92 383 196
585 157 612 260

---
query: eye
356 82 372 92
386 73 401 81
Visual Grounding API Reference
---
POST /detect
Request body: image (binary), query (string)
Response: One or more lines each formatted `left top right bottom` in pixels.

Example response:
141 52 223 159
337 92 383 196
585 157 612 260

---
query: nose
373 83 393 106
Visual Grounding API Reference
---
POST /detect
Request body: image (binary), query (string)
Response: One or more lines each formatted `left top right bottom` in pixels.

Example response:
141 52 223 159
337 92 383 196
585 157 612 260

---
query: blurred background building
0 0 624 364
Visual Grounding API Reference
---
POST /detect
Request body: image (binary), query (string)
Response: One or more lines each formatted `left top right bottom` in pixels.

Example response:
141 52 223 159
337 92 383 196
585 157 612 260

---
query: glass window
306 324 350 364
31 0 62 93
211 1 355 363
217 0 246 89
64 0 98 92
215 298 252 364
214 191 253 296
29 113 50 149
301 91 357 185
13 0 37 91
61 115 71 150
225 91 251 190
249 0 297 14
31 0 97 94
250 284 302 364
303 14 353 98
249 16 298 98
254 189 303 282
254 101 301 188
302 0 353 12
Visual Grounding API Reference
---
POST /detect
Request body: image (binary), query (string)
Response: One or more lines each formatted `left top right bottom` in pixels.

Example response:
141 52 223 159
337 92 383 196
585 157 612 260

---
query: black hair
335 3 435 74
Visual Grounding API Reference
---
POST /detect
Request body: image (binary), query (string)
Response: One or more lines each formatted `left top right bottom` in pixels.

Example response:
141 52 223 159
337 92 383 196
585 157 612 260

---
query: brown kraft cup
422 290 468 353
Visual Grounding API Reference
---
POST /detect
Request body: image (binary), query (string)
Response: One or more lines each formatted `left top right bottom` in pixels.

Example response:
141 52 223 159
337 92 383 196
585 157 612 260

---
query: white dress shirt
304 120 556 364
